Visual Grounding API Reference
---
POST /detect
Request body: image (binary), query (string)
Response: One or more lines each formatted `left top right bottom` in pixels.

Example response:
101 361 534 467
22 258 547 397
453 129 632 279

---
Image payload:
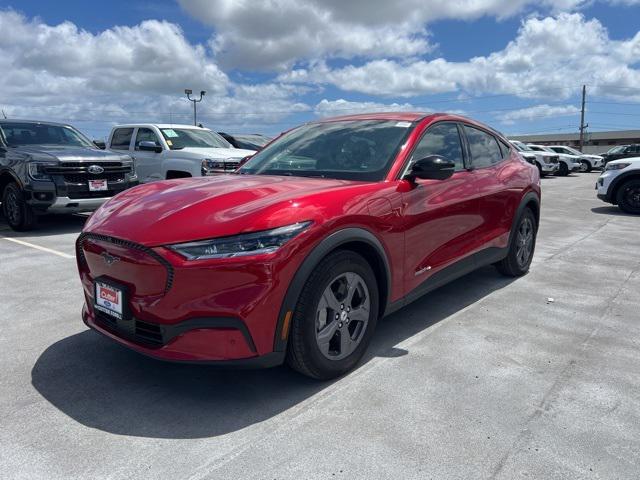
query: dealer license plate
88 179 108 191
94 281 124 320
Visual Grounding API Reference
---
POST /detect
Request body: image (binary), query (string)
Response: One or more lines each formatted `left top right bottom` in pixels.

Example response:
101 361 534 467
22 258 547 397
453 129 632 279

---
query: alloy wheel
516 217 534 268
315 272 370 361
623 184 640 209
4 188 21 226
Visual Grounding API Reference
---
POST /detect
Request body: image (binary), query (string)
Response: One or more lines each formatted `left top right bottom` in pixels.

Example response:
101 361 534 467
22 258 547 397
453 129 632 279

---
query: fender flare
0 168 24 192
507 191 540 246
272 227 392 352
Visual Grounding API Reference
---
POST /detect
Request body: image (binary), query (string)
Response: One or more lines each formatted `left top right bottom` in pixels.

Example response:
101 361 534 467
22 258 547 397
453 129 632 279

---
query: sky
0 0 639 140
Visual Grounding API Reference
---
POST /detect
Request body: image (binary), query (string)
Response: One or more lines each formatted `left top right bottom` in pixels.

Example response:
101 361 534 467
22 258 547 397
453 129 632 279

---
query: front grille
549 156 559 164
95 311 165 348
63 172 125 183
76 232 175 293
46 161 132 174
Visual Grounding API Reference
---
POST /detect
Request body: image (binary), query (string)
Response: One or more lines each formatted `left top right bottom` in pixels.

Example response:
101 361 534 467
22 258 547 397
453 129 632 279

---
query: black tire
2 182 37 231
286 250 379 380
556 162 569 176
536 163 544 177
580 160 592 173
616 179 640 215
495 208 537 277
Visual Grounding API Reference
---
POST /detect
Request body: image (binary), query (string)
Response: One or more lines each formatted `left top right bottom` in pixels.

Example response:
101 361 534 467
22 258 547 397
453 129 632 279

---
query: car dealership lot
0 173 639 479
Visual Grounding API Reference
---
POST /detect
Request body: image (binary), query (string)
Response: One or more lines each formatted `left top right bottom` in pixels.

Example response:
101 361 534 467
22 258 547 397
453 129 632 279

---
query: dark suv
601 144 640 165
0 120 138 231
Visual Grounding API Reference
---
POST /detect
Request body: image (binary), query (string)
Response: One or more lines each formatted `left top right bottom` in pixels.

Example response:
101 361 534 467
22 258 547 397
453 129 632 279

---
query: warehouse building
509 130 640 154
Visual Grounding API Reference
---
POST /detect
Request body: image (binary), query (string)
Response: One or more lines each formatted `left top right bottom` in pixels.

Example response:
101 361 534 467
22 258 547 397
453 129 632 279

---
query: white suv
527 144 581 176
548 145 603 172
107 124 256 182
510 140 559 176
596 157 640 214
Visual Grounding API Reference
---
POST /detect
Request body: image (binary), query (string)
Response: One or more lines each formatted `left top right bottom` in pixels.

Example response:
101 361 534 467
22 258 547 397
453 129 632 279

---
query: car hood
172 147 255 159
608 157 640 166
84 174 367 246
582 154 603 160
12 145 129 162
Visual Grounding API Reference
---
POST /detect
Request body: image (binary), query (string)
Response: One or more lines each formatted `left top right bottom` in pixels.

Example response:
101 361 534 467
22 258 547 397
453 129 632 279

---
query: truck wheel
616 179 640 215
495 208 537 277
556 162 569 176
286 250 379 380
2 182 37 231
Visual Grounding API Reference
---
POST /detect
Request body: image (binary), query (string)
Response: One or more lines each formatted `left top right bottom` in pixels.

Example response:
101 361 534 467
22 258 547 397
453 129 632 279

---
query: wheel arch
0 169 22 198
508 191 540 245
610 171 640 203
273 227 392 352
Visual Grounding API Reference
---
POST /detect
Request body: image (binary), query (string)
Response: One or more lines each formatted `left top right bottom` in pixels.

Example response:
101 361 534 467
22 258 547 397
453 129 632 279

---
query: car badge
101 252 120 266
88 165 105 175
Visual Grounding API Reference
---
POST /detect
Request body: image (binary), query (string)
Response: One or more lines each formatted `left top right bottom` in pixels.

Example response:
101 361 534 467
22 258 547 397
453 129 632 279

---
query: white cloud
500 104 581 124
314 99 418 117
280 13 640 101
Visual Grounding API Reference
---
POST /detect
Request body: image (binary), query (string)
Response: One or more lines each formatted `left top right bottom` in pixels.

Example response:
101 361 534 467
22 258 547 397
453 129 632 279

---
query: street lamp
184 89 206 126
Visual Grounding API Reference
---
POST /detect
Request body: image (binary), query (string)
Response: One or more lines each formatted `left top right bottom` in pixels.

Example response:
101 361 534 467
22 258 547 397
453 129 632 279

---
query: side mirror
93 140 106 150
406 155 455 182
138 141 162 153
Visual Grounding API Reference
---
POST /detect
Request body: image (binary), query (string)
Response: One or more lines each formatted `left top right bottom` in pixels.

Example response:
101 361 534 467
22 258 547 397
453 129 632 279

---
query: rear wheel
2 182 36 231
286 250 379 380
496 208 537 277
616 179 640 215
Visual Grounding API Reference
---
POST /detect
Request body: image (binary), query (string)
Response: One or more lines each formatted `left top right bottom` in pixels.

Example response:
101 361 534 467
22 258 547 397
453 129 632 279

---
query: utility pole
184 89 206 126
1 109 7 119
579 85 588 152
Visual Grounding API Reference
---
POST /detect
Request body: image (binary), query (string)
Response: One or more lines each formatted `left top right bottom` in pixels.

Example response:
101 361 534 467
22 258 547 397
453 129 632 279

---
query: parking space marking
1 236 75 259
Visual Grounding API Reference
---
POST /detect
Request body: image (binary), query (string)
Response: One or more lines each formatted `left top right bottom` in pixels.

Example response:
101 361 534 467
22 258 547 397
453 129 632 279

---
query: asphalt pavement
1 172 639 479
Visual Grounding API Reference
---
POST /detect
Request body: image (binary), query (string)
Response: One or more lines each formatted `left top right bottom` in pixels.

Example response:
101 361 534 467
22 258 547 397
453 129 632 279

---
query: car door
133 127 164 183
400 122 484 297
462 124 524 250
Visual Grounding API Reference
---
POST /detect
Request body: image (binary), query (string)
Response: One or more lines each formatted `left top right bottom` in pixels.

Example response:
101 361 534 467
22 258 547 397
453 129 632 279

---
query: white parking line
1 236 75 259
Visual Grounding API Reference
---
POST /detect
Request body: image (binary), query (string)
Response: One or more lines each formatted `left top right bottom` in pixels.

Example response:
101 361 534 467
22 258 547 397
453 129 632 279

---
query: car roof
0 119 71 128
112 123 208 130
312 112 431 123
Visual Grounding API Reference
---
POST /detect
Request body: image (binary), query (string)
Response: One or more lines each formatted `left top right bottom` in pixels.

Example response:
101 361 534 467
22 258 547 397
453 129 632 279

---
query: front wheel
616 179 640 215
556 162 569 176
579 160 592 173
286 250 379 380
2 182 37 231
496 208 537 277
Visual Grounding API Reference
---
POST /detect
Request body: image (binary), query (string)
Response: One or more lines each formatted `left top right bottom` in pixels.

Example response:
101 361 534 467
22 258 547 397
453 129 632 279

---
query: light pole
184 89 206 126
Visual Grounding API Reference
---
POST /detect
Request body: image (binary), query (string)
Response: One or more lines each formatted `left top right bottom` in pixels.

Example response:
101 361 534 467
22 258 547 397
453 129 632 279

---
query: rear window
111 128 134 150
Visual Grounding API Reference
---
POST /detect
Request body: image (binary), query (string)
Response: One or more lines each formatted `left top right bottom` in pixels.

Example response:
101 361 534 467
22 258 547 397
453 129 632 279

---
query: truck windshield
0 122 94 148
237 120 414 182
160 128 231 150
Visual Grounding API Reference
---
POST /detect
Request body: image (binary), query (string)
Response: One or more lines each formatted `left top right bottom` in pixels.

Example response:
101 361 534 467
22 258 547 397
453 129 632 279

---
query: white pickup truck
106 124 256 182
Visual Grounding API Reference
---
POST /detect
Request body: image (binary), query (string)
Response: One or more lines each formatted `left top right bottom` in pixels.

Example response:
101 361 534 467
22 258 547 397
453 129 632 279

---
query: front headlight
605 163 631 171
27 162 55 181
168 221 313 260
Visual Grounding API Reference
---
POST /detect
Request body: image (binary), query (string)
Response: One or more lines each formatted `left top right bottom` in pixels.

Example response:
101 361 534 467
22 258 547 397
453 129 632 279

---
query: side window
464 126 503 168
135 128 160 150
498 140 511 159
111 128 134 150
411 123 465 171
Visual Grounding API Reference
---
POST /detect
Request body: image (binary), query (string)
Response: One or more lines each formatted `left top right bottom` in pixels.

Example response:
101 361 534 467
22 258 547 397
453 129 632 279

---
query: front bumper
570 162 581 172
596 171 616 203
540 163 559 173
83 303 284 366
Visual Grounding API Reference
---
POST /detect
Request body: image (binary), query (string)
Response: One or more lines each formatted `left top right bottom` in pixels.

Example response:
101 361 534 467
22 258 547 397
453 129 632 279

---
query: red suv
76 113 540 379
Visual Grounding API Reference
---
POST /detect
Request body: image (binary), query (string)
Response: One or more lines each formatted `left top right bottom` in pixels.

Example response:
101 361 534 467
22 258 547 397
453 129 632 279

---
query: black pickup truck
0 120 138 231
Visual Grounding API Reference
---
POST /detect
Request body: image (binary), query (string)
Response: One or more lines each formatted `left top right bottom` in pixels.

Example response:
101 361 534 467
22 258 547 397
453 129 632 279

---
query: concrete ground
0 172 638 480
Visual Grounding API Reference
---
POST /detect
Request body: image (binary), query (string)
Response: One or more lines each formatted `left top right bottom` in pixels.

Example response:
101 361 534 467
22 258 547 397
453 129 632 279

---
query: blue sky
1 0 639 140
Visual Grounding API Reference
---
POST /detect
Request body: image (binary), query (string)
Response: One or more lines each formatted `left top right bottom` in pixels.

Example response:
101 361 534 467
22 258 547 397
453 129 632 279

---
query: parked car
527 144 580 176
76 112 540 379
601 144 640 165
547 145 603 172
596 157 640 214
0 120 137 231
510 140 559 176
218 132 272 151
106 124 256 183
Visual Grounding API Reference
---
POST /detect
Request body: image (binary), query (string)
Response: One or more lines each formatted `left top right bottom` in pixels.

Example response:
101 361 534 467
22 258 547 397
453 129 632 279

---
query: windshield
608 146 625 154
0 122 94 148
510 140 530 152
160 128 231 150
237 120 414 181
235 135 271 150
563 146 582 155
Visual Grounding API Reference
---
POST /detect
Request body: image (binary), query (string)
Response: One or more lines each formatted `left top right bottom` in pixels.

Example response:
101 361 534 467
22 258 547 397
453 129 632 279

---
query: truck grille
549 156 559 164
